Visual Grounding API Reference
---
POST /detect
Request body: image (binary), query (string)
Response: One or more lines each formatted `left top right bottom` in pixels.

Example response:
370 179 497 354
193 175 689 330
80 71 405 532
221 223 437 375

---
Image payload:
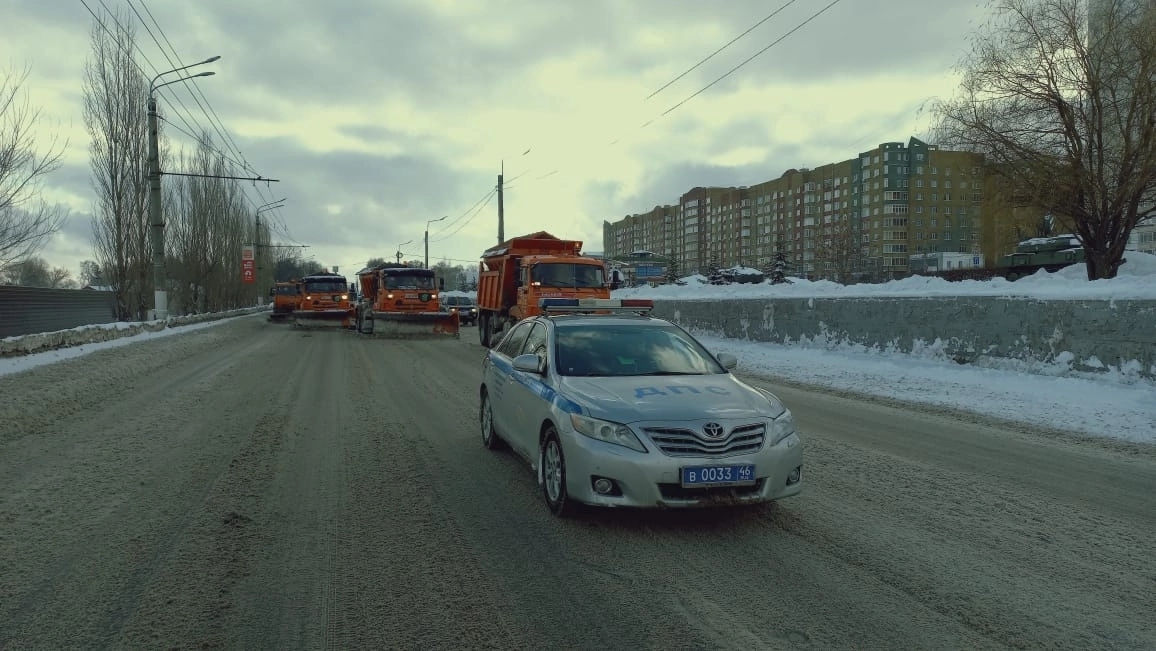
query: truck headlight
569 413 647 453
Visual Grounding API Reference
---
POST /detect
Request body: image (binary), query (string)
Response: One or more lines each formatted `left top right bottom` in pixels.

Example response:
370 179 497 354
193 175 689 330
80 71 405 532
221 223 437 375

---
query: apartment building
605 137 1010 282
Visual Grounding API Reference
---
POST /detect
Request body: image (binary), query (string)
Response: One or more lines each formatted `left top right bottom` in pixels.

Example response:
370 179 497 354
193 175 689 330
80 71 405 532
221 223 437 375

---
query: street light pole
396 240 412 264
254 199 284 301
147 55 219 320
425 215 447 268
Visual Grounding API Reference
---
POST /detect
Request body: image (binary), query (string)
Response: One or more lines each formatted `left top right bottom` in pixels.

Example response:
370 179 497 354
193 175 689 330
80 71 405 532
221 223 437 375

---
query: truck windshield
302 281 346 293
384 274 436 290
531 263 604 289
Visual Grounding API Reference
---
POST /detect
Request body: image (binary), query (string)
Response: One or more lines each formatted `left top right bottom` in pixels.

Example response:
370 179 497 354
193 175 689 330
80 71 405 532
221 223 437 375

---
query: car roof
544 314 672 329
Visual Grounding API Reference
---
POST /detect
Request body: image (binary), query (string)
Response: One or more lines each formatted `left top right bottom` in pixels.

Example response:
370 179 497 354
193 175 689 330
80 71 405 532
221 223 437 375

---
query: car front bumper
559 428 803 509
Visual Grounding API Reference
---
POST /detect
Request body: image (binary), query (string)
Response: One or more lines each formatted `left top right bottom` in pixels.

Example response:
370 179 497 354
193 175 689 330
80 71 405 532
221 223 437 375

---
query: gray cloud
11 0 989 272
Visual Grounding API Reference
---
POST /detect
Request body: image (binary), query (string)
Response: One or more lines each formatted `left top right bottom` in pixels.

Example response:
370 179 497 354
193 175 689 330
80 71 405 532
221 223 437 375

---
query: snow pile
614 251 1156 300
0 307 267 357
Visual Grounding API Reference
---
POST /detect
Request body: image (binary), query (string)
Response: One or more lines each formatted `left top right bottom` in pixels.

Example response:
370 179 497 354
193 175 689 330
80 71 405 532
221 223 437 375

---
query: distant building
604 137 1003 283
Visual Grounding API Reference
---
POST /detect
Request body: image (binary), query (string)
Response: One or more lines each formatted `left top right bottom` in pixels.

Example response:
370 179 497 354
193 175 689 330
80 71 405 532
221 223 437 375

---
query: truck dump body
354 264 459 338
476 231 610 347
293 273 354 328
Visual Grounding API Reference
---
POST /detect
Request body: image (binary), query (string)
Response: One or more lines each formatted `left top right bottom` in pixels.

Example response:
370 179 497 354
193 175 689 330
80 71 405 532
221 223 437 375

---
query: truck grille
643 423 766 457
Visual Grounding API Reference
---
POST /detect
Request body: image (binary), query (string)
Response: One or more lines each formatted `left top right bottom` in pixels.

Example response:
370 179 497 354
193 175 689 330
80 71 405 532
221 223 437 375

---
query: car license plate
681 464 756 487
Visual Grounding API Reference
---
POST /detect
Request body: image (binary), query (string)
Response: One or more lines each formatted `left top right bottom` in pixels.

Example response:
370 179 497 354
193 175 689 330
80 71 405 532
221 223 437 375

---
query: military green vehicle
995 235 1085 281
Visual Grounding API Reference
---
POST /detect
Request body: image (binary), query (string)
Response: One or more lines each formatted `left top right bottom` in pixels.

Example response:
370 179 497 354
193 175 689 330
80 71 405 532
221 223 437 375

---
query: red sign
242 258 255 284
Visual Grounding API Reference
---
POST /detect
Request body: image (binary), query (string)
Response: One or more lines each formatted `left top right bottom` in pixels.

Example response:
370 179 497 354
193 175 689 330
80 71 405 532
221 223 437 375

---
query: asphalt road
1 314 1153 649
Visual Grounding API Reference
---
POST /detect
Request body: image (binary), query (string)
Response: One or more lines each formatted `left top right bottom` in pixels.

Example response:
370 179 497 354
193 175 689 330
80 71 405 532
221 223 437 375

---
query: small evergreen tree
770 242 792 285
706 251 728 285
662 254 684 285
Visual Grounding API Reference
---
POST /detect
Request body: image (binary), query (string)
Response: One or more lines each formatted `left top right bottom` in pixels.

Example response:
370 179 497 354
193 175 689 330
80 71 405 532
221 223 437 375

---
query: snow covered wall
653 297 1156 381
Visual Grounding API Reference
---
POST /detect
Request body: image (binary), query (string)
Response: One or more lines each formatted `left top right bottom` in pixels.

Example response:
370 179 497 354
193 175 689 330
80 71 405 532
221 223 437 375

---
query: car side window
521 323 547 359
496 322 532 357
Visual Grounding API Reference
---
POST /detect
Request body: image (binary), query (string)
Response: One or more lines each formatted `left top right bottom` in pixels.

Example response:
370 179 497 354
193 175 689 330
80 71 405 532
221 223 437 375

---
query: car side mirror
716 352 738 369
512 353 545 374
439 278 445 291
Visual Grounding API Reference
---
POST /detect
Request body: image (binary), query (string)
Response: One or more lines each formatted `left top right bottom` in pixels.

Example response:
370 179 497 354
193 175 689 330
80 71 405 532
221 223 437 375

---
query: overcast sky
3 0 991 278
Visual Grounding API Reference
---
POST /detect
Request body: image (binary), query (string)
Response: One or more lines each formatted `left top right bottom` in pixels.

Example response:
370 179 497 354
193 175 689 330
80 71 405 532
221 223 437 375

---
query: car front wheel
542 428 574 517
480 392 504 450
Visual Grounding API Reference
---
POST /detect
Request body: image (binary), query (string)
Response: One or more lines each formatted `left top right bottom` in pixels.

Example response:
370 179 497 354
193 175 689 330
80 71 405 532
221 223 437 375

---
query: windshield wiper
634 370 703 376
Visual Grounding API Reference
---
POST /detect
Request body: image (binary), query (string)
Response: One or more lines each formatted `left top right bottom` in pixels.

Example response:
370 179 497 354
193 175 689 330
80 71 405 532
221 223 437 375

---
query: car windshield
445 296 474 306
554 323 726 377
302 281 346 293
531 263 604 289
384 274 436 290
274 286 297 295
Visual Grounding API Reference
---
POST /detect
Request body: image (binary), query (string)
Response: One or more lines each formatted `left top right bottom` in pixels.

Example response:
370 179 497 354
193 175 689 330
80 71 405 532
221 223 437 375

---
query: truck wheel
479 314 491 347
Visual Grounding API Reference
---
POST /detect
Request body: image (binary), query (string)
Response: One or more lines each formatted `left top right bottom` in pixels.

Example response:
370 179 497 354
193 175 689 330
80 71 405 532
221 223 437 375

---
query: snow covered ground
3 254 1154 445
613 252 1156 445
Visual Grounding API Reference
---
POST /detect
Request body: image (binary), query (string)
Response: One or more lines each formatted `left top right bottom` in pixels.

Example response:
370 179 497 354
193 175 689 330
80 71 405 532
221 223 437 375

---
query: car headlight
341 294 348 300
569 413 647 453
756 388 795 446
767 410 796 446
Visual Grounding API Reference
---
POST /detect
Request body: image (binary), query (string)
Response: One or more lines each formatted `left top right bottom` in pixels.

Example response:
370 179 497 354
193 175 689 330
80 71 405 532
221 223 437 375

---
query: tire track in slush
321 334 522 648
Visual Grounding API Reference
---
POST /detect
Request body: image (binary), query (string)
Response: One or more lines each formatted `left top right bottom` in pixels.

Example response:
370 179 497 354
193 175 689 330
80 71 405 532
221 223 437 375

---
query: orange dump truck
476 231 610 347
353 263 459 338
292 272 354 328
268 280 299 321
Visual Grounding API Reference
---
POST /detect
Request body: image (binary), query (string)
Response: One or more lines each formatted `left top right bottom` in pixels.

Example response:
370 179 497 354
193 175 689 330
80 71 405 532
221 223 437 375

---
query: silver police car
478 298 803 516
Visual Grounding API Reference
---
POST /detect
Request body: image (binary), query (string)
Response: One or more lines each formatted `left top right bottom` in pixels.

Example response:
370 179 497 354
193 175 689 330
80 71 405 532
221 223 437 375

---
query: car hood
559 374 777 423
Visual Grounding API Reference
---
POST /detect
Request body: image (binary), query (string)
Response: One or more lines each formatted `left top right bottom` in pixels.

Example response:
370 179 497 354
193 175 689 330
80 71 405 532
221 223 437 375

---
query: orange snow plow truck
293 272 354 328
353 263 460 338
268 280 299 321
476 231 610 347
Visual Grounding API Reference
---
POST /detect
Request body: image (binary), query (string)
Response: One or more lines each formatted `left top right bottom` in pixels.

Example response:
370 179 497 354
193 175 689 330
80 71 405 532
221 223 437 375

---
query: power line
651 0 844 122
429 187 497 240
127 0 282 215
133 1 260 180
645 0 800 101
430 189 497 243
83 1 259 193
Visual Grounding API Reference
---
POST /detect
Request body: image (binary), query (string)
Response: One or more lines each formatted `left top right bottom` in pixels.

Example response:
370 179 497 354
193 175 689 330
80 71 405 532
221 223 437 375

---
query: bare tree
0 65 68 271
933 0 1156 279
78 259 103 286
83 9 150 319
812 214 859 283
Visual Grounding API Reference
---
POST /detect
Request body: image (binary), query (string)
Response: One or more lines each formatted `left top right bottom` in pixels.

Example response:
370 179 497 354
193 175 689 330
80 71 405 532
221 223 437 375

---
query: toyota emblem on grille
702 422 725 439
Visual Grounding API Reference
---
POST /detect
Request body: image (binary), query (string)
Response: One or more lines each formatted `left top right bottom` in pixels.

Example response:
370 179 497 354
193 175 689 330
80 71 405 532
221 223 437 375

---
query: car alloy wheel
480 392 503 450
542 429 573 516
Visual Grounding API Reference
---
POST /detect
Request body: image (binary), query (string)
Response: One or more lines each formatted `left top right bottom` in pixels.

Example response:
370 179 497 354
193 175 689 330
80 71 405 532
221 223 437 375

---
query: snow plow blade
361 311 460 338
292 310 353 329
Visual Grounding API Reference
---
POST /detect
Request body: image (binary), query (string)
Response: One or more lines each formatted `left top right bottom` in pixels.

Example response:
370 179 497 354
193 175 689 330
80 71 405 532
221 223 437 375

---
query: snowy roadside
696 333 1156 446
0 309 266 375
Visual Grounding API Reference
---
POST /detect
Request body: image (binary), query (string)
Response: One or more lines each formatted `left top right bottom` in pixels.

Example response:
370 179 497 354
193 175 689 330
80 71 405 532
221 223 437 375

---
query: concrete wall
649 298 1156 380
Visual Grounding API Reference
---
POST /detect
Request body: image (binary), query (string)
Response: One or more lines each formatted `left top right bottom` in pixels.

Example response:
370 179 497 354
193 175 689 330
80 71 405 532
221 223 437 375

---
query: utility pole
497 160 504 245
146 94 165 320
425 215 446 268
147 58 218 320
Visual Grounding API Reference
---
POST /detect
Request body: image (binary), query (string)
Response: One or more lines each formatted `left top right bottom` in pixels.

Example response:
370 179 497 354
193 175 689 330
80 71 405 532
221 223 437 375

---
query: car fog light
786 466 802 485
593 478 614 494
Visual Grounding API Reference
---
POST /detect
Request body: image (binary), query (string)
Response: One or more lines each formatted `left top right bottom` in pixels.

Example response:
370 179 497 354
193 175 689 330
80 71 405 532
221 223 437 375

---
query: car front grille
643 422 766 457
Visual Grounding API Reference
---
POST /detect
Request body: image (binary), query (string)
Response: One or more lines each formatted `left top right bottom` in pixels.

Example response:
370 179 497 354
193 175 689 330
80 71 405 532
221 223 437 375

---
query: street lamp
396 240 413 264
147 55 219 320
425 215 447 268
